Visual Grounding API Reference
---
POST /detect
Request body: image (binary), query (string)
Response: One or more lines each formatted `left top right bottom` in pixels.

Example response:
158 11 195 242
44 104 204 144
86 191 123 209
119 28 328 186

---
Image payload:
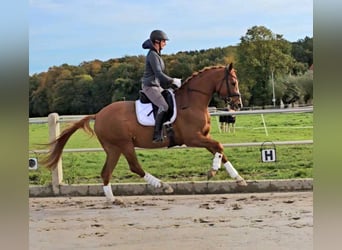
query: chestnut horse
43 63 247 202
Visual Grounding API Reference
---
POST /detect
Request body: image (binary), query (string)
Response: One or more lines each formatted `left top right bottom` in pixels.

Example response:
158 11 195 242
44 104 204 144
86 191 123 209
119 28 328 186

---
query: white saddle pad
135 90 177 126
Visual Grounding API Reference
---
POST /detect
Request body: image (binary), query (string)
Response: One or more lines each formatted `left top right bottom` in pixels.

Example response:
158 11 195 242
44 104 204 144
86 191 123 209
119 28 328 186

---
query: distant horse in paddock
219 109 236 133
42 63 246 203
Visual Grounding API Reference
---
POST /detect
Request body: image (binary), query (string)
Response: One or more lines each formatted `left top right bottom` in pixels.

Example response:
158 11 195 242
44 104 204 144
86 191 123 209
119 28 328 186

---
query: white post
271 70 276 107
261 114 269 137
48 113 63 195
216 116 222 133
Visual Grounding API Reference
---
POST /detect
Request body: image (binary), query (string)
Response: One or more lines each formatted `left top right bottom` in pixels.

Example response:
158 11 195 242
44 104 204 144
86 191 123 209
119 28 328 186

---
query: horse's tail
42 114 96 170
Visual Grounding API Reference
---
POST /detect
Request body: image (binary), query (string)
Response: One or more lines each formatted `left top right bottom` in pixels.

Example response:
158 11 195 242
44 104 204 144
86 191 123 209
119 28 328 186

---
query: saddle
135 89 177 126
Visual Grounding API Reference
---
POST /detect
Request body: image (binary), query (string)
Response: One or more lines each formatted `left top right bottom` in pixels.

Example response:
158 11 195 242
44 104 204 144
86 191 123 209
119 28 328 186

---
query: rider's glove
172 78 182 88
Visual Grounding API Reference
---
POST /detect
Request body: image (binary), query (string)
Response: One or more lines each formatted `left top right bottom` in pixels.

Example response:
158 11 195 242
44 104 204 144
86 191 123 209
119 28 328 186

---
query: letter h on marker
260 142 277 162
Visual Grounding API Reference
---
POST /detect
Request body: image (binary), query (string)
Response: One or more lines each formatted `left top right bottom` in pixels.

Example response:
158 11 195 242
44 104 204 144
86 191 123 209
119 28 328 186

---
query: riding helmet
150 30 169 42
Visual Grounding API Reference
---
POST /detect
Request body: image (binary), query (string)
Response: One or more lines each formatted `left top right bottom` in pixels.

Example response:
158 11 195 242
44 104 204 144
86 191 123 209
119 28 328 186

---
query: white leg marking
103 184 115 202
144 173 162 188
212 152 223 171
224 161 239 179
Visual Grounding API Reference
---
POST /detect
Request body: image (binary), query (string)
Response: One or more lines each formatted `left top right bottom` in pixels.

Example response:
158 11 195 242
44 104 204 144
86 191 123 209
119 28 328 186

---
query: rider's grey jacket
141 39 173 88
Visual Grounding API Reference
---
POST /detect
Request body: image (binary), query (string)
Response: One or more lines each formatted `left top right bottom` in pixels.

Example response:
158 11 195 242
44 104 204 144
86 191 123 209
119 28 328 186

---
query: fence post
48 113 63 195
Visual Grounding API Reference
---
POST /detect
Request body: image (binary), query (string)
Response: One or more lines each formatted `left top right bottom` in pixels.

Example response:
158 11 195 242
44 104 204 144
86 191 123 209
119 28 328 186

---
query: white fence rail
29 107 313 124
30 140 313 154
210 106 313 116
29 107 313 194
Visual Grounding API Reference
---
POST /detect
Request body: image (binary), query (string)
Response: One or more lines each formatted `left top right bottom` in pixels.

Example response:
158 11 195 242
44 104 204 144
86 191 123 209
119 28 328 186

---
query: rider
141 30 181 143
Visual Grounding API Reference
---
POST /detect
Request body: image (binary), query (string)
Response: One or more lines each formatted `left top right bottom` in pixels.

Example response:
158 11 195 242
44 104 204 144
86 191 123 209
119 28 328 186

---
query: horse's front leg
188 136 247 186
208 151 247 186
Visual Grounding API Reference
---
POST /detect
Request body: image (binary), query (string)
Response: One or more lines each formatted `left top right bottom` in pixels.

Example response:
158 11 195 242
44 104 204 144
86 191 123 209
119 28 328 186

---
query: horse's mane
182 65 225 86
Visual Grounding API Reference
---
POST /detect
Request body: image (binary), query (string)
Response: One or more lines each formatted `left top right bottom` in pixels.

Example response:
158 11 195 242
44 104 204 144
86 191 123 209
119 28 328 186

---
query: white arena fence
29 107 313 192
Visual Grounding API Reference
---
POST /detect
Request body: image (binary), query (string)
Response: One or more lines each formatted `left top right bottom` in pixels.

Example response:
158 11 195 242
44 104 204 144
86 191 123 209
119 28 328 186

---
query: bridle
218 66 241 105
186 66 241 105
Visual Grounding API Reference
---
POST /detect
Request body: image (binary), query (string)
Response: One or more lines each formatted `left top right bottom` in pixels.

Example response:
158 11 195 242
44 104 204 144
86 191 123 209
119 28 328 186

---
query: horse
42 63 247 203
219 108 236 133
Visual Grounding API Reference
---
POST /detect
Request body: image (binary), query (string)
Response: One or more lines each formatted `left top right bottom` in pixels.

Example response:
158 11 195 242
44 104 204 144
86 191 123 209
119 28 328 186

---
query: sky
29 0 313 75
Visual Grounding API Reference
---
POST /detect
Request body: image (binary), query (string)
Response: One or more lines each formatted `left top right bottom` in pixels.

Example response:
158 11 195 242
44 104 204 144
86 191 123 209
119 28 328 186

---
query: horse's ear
228 63 233 71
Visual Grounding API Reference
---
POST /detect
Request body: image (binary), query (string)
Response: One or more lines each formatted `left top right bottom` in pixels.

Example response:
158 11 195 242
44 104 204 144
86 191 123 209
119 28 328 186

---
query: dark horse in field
43 63 247 202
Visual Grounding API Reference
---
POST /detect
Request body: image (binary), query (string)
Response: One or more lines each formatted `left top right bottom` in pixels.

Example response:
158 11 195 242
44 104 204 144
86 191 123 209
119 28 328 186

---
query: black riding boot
152 111 167 143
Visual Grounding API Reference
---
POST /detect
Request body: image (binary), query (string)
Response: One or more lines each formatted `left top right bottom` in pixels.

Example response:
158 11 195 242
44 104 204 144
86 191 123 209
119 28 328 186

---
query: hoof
207 169 217 180
236 176 247 186
105 197 125 206
113 197 125 206
161 183 174 194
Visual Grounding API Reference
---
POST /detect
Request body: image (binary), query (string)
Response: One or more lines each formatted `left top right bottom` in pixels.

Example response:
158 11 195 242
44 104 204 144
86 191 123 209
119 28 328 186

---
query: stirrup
152 138 163 143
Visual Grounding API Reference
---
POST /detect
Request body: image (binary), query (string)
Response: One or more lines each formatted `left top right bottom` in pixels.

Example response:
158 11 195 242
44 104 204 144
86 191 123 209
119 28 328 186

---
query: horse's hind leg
101 146 122 203
121 142 173 193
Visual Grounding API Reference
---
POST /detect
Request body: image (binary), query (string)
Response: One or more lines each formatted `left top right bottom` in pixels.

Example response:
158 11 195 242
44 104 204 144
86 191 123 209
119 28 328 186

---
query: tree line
29 26 313 117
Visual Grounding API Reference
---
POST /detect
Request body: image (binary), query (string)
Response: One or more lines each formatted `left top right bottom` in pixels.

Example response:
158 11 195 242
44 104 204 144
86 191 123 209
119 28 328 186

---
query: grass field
29 112 313 185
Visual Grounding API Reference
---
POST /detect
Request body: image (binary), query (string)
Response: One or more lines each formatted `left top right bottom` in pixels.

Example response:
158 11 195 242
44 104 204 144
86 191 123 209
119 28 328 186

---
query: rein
184 66 241 101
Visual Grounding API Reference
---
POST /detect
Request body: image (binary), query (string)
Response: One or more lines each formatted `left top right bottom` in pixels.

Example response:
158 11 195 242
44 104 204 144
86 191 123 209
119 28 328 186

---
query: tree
281 81 301 107
299 70 313 104
281 70 313 106
29 74 44 116
237 26 294 107
166 53 193 79
71 74 94 114
292 36 313 68
79 60 103 77
30 87 49 117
